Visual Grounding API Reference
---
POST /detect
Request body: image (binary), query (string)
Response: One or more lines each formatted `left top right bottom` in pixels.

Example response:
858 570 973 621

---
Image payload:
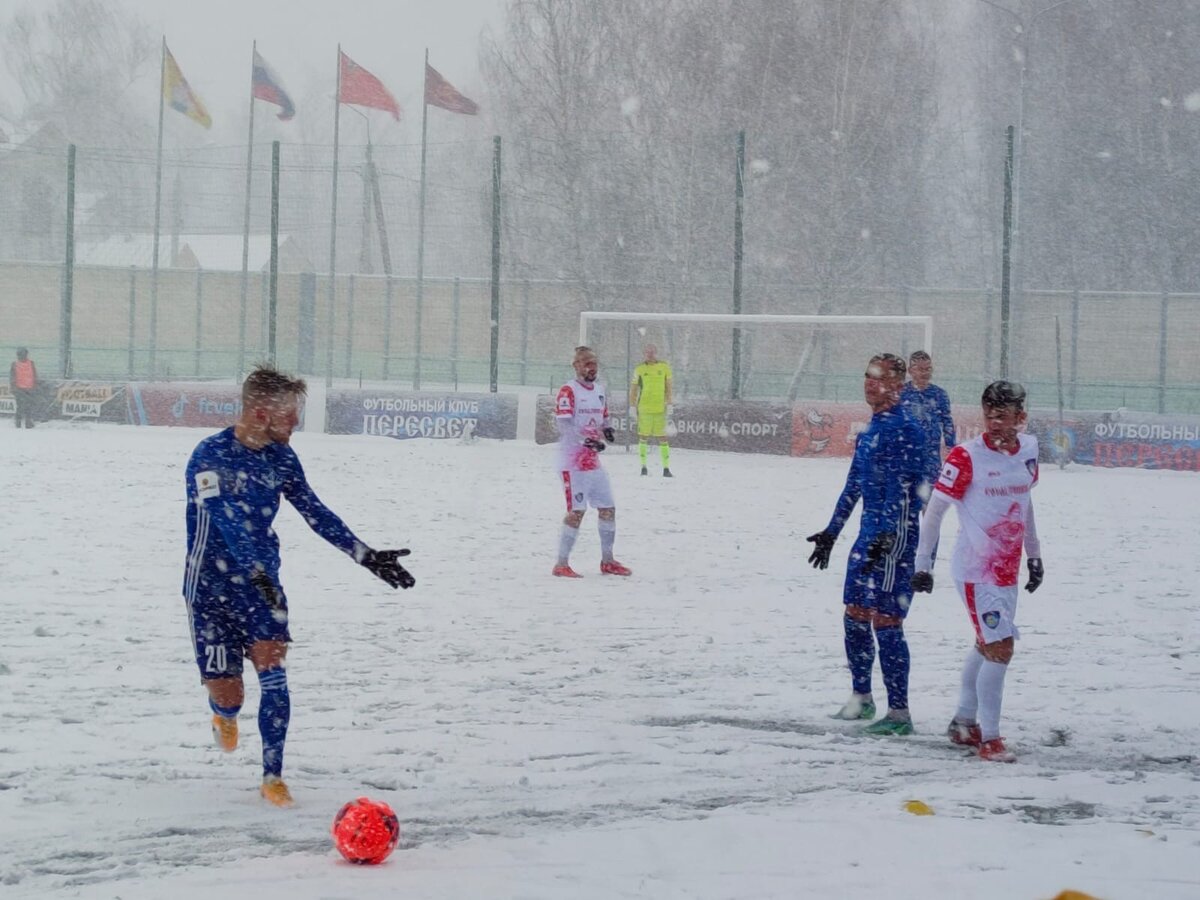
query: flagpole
239 40 257 378
414 48 429 391
327 45 342 388
150 36 167 374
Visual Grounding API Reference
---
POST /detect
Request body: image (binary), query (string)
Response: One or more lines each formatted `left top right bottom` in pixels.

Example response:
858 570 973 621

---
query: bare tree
4 0 155 146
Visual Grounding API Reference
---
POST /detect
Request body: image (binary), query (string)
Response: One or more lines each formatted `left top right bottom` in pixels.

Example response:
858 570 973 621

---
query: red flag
424 62 479 116
339 51 401 120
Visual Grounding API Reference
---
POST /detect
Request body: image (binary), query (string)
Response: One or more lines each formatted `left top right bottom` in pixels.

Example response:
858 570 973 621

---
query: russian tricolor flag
252 49 295 121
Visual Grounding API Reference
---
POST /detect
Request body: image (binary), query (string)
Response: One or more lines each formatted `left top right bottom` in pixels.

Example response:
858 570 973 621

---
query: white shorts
957 581 1020 644
561 468 615 513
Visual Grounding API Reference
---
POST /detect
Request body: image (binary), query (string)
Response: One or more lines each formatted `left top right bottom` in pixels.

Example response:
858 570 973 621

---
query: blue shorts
185 574 291 680
842 539 915 619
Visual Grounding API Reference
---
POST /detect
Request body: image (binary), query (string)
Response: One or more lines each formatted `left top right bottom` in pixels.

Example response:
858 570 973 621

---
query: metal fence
3 258 1197 414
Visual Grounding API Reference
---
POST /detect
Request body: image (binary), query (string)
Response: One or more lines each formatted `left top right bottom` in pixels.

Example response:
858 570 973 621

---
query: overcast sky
0 0 504 141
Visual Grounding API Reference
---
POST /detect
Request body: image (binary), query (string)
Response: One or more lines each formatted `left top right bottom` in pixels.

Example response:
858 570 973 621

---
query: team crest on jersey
938 461 960 487
574 492 584 503
982 611 1001 630
195 470 220 499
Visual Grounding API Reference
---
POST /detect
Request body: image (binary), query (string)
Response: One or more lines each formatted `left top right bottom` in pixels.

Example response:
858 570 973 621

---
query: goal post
579 312 933 404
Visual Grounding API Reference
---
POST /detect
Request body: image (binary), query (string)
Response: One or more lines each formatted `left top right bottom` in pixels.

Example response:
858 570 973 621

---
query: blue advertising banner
327 391 519 441
1065 411 1200 472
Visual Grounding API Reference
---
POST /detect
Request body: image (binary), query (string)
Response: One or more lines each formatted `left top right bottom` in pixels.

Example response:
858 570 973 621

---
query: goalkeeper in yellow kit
629 344 674 477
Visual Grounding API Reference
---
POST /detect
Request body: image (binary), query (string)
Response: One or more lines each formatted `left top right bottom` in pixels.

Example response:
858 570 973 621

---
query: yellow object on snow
903 800 934 816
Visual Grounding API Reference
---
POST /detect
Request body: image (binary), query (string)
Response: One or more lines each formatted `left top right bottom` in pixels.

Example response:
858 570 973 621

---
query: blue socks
874 626 910 711
843 615 875 696
257 666 290 778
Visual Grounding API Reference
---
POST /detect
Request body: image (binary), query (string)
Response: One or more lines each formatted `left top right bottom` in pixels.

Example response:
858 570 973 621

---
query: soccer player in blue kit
806 353 927 735
184 365 415 806
900 350 956 499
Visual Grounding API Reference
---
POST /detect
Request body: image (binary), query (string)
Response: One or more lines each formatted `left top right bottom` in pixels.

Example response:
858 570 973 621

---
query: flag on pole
252 49 296 120
163 44 212 128
424 62 479 115
338 51 401 120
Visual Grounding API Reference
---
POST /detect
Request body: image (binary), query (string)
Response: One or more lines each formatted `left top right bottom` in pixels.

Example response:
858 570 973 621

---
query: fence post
490 135 501 393
451 276 461 387
520 279 531 385
1069 287 1080 409
731 128 745 400
194 267 203 377
61 143 76 378
383 274 393 381
325 274 335 388
1158 291 1169 414
345 273 355 378
983 288 994 377
127 267 137 378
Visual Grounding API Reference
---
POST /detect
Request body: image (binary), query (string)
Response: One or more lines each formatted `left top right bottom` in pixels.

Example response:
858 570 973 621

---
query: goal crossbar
579 312 933 354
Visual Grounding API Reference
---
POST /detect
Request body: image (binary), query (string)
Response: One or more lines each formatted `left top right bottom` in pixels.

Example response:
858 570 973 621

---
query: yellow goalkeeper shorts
637 411 667 438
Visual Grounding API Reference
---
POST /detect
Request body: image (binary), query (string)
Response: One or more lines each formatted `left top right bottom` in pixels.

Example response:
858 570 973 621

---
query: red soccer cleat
552 564 583 578
978 738 1017 763
600 560 632 576
947 718 982 747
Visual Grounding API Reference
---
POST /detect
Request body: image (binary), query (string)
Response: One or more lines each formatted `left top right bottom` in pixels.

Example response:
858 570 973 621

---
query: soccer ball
332 796 401 865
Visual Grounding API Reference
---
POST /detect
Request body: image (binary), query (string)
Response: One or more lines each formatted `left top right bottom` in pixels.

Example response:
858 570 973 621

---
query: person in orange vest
9 347 38 428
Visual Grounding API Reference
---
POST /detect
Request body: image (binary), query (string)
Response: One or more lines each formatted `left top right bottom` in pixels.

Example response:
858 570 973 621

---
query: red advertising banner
125 383 305 429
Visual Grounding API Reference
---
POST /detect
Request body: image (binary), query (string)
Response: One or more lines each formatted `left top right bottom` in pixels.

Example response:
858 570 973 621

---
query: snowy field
1 422 1198 900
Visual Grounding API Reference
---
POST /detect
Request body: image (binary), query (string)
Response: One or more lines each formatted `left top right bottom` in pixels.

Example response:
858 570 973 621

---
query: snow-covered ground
1 423 1197 899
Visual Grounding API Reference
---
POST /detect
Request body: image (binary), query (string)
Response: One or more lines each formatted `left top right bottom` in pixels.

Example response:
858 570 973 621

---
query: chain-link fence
1 135 1197 414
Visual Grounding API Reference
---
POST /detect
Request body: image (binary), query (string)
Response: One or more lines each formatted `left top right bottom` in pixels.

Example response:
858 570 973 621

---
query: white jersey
555 378 610 472
935 433 1039 587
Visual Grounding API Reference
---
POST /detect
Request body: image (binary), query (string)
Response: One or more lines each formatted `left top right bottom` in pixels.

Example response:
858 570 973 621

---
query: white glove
628 406 637 421
667 404 675 416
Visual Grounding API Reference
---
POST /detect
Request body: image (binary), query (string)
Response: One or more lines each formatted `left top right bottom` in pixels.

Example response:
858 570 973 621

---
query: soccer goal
579 312 932 404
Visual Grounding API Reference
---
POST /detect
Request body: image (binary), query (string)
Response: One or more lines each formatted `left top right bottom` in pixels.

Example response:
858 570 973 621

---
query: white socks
977 659 1009 741
598 518 616 561
557 525 580 564
955 647 985 723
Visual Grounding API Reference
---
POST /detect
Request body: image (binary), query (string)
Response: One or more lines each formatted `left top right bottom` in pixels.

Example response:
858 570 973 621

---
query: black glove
806 531 836 569
603 426 616 443
250 570 284 611
1025 557 1044 593
912 571 934 593
866 532 896 564
583 437 606 452
363 548 416 589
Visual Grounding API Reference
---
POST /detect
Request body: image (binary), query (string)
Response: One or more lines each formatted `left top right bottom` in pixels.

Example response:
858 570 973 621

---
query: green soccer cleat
831 693 876 721
863 711 915 736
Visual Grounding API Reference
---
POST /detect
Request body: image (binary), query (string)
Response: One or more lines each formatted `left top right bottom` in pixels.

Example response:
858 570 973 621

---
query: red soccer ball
332 796 401 865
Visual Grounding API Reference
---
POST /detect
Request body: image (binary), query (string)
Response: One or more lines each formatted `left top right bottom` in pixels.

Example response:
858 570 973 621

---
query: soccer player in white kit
552 346 632 578
911 381 1045 763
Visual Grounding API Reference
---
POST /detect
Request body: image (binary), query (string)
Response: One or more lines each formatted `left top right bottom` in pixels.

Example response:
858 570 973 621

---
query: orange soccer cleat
600 559 632 576
211 714 239 752
552 563 583 578
260 775 295 807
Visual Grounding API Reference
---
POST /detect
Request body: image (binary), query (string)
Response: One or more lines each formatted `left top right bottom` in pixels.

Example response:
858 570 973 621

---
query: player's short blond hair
242 364 307 408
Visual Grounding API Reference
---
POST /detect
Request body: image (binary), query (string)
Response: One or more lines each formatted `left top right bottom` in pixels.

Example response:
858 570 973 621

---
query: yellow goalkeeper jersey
632 361 672 413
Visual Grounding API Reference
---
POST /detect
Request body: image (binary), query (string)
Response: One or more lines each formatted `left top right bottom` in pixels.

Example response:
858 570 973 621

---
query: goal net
579 312 933 405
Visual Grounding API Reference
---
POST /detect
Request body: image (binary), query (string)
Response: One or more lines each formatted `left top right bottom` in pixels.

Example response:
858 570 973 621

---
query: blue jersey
825 406 926 548
183 427 364 599
900 382 955 478
824 406 926 612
